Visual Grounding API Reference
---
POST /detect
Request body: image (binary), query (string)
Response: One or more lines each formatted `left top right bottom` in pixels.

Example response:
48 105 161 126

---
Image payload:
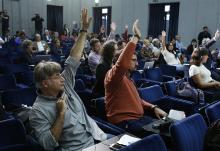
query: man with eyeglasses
29 9 107 151
105 20 167 138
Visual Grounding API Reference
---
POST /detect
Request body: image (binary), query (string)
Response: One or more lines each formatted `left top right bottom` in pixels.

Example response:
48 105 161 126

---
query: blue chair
143 68 174 83
205 101 220 124
16 71 34 87
138 85 195 116
90 97 126 135
188 77 220 103
2 88 37 111
131 70 152 88
160 64 177 77
3 64 30 74
90 97 106 119
170 113 208 151
0 118 36 151
119 134 167 151
92 116 126 136
0 75 18 91
74 79 94 112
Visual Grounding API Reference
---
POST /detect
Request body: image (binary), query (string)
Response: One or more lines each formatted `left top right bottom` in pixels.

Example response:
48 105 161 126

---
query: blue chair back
170 113 207 151
3 64 30 74
205 101 220 124
74 79 86 91
131 70 143 81
144 68 162 81
91 97 106 119
160 64 177 77
2 88 37 110
0 119 26 146
0 75 17 90
138 85 164 103
119 134 167 151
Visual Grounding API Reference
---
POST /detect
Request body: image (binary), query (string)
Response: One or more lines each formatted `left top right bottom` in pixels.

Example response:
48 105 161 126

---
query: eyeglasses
47 73 62 80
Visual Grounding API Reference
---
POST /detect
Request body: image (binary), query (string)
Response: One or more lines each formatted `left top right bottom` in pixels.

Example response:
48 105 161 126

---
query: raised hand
214 29 220 40
111 22 117 32
132 19 141 39
162 30 166 37
81 8 92 31
125 24 128 29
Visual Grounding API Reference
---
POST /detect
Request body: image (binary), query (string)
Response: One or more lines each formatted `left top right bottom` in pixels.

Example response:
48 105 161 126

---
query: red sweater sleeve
141 99 153 111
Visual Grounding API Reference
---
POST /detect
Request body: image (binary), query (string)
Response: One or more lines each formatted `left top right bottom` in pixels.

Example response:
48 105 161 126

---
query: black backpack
204 119 220 151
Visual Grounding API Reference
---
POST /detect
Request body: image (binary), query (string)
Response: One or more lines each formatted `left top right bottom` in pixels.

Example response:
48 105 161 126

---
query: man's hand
154 107 167 119
56 93 67 115
125 24 128 30
162 31 166 37
110 22 117 32
214 29 220 40
81 8 92 31
132 19 141 38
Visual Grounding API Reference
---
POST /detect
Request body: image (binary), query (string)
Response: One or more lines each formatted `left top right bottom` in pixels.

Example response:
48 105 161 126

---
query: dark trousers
115 116 153 138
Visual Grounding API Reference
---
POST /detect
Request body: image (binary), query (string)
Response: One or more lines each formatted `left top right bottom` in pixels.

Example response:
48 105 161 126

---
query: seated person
189 47 220 93
161 31 182 66
104 20 167 138
29 9 107 151
93 40 117 97
88 38 101 75
161 31 185 77
33 33 50 54
19 40 36 64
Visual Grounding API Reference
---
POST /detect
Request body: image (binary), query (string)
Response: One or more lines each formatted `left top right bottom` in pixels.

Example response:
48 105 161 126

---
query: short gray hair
34 61 61 88
22 40 32 50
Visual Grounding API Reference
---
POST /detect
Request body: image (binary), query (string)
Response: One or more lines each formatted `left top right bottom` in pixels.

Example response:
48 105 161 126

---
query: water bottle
198 89 205 105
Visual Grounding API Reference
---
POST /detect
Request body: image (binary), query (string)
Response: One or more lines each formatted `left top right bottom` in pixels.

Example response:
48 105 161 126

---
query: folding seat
0 74 28 91
170 113 208 151
0 118 38 151
16 71 34 87
138 85 195 116
2 87 37 111
205 101 220 124
74 79 94 112
3 64 30 75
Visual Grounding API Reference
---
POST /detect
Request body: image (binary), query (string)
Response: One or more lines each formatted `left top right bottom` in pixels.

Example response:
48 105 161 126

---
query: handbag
177 81 204 104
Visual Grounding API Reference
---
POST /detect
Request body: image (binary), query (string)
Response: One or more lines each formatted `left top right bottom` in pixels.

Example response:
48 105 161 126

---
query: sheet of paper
117 134 141 146
168 109 186 121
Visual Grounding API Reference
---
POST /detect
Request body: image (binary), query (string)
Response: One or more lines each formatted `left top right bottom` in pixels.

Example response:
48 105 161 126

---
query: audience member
104 20 167 137
93 40 117 97
198 26 211 45
186 38 197 59
88 38 101 74
29 9 107 151
31 14 44 35
189 47 220 96
42 29 52 43
63 24 70 36
2 10 9 36
33 33 49 54
20 39 36 64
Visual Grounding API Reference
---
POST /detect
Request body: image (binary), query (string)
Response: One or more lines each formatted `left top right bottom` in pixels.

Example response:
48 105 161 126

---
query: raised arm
204 29 220 48
105 20 140 86
161 30 166 51
107 22 117 41
69 9 92 61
